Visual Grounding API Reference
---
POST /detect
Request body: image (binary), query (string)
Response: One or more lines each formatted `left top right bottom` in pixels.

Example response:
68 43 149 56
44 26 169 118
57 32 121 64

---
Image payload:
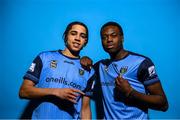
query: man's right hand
115 76 133 98
53 88 85 103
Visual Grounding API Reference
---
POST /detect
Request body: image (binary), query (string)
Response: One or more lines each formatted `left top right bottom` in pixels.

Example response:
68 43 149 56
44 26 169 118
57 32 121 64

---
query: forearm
116 77 169 111
19 79 56 99
19 85 55 99
81 106 91 119
128 89 168 111
81 96 91 119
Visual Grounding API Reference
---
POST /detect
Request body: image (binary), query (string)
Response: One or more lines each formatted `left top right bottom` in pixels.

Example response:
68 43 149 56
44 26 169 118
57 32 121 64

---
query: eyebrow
70 30 77 33
70 30 86 34
103 31 117 35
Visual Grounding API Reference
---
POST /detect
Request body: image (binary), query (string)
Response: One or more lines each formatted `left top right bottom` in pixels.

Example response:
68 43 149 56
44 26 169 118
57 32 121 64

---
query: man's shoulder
128 51 154 66
36 50 61 61
93 59 110 70
38 49 59 56
94 59 110 65
128 51 151 61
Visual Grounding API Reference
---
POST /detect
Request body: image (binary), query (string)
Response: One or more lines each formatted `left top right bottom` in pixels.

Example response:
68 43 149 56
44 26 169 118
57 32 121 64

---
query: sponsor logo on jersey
50 60 57 68
101 81 115 86
79 69 84 75
64 60 74 65
29 63 36 72
148 66 156 77
119 66 128 75
46 77 84 90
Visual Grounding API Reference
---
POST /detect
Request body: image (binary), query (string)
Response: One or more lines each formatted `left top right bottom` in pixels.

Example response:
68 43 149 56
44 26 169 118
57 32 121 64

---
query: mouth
72 42 81 48
106 44 114 49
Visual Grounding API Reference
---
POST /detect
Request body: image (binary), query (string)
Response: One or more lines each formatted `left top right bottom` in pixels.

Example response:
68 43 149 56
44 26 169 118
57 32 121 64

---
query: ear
83 39 88 47
121 36 124 43
65 40 68 46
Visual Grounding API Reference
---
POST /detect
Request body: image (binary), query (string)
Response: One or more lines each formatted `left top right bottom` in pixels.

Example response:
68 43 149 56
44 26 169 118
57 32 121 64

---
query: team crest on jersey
50 60 57 68
119 66 128 75
79 69 84 76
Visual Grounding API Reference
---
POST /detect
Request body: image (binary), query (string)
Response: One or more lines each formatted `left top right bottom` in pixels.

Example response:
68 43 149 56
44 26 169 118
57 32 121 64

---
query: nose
75 35 80 41
107 35 113 42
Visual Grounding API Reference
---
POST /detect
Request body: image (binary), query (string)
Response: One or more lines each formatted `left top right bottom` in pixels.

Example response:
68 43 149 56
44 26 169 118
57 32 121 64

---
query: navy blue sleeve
82 61 101 97
83 74 96 97
137 58 160 86
23 55 43 83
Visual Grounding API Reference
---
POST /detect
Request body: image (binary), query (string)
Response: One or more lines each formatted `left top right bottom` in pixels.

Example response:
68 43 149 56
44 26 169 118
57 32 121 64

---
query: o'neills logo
50 60 57 68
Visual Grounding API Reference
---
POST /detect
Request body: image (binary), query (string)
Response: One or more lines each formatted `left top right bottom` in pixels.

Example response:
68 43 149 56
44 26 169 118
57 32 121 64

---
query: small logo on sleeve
29 63 36 72
50 60 57 68
104 65 108 72
148 66 156 77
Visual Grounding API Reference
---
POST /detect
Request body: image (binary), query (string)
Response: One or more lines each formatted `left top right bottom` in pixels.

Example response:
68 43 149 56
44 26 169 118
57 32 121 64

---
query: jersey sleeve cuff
143 77 160 86
23 73 39 83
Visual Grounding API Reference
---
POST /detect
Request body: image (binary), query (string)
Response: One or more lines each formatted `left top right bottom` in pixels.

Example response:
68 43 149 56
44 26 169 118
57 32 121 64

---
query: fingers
80 56 93 71
84 63 92 71
114 77 134 98
67 97 77 103
115 76 123 85
68 89 84 103
87 58 93 66
72 89 85 95
67 94 78 103
83 58 92 65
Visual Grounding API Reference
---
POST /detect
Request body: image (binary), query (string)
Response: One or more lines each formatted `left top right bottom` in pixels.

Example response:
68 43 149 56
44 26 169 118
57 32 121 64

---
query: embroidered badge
112 63 128 76
50 60 57 68
119 66 128 75
79 69 84 76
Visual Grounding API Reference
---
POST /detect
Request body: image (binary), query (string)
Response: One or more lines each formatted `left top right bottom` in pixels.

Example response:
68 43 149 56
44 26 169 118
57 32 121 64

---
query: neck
110 49 128 60
62 48 80 58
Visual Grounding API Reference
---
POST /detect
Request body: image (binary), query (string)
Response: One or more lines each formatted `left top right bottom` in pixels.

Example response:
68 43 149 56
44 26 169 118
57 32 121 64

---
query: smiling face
66 24 87 52
101 25 124 54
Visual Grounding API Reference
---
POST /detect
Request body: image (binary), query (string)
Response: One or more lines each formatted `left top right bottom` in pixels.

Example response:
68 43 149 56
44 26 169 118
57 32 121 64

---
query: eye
102 35 107 40
70 31 77 35
111 33 117 37
81 33 87 39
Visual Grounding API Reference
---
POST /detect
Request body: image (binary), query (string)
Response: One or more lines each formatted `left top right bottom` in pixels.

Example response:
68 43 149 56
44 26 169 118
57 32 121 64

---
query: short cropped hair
100 21 124 39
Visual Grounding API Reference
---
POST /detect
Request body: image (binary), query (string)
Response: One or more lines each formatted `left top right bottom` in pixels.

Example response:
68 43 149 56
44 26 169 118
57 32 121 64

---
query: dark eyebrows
70 30 77 34
70 30 86 34
102 31 117 36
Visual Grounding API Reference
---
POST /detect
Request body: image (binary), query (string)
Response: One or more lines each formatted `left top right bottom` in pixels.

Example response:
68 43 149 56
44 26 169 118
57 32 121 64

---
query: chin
104 48 116 54
72 47 83 52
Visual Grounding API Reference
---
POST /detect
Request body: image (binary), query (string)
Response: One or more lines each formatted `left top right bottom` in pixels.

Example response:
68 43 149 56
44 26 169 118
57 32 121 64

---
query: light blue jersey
93 51 160 119
23 50 95 119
